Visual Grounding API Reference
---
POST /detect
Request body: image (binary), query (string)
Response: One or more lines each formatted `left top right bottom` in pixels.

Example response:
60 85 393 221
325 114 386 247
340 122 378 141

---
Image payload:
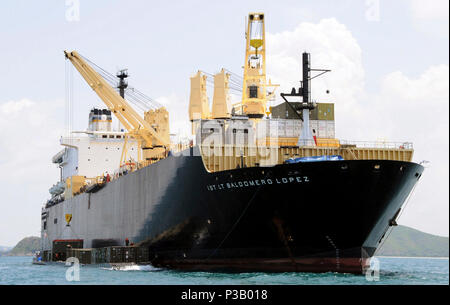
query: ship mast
116 69 128 133
117 69 129 99
281 52 331 146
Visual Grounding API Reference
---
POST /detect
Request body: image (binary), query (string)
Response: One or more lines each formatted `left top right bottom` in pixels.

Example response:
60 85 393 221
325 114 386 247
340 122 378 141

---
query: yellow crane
241 13 278 118
64 50 170 166
188 13 279 131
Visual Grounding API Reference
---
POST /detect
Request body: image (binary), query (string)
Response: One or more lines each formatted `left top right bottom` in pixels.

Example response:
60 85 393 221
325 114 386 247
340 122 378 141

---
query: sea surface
0 256 448 285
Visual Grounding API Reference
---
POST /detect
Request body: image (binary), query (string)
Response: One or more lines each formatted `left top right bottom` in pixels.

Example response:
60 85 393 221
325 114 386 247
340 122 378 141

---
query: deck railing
339 140 413 150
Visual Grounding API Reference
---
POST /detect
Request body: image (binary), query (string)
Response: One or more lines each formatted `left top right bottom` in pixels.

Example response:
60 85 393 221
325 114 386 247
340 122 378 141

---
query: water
0 256 448 285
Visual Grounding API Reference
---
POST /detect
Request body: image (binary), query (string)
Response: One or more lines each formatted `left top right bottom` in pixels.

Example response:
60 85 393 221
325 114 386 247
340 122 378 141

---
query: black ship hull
42 147 424 274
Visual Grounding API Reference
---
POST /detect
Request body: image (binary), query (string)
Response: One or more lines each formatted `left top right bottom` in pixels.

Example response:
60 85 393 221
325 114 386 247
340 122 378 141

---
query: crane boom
64 51 170 153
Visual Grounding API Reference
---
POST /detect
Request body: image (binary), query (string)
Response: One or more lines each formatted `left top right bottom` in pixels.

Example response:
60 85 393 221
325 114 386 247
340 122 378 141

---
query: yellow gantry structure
64 50 170 164
242 13 278 118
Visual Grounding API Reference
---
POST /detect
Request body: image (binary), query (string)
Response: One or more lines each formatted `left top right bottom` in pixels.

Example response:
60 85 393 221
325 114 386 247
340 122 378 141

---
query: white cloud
266 19 449 236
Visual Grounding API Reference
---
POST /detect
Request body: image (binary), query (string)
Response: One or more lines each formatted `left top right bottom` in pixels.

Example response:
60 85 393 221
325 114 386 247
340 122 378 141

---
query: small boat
32 258 46 265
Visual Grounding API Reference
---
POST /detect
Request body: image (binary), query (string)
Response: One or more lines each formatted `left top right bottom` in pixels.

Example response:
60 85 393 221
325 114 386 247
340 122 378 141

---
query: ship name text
206 176 310 191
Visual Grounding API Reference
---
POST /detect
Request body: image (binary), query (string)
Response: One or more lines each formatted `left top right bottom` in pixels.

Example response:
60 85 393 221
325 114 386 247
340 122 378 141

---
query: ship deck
199 141 414 172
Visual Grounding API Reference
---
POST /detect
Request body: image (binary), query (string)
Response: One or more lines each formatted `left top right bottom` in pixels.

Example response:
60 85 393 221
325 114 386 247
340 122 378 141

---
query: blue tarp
284 155 344 164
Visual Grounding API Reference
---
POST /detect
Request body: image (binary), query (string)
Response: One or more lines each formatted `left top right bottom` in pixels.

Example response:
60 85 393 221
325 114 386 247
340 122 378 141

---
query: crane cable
65 60 74 143
79 53 163 111
201 69 243 93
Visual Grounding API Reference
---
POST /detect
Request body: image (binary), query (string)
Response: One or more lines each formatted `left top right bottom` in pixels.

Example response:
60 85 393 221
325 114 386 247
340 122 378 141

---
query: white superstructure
51 108 138 184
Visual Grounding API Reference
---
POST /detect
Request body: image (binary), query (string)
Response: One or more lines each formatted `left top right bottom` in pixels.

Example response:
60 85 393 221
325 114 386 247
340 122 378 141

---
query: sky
0 0 448 246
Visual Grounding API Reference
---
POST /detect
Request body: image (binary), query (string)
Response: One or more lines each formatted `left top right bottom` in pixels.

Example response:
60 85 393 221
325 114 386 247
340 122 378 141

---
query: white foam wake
102 264 161 272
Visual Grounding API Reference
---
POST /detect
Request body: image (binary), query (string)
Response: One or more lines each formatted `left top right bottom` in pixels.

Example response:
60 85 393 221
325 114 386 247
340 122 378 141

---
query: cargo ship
39 13 424 273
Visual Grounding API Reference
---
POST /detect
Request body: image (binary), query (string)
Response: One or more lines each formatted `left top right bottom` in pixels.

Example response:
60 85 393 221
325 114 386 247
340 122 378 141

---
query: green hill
377 225 449 257
8 237 41 256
